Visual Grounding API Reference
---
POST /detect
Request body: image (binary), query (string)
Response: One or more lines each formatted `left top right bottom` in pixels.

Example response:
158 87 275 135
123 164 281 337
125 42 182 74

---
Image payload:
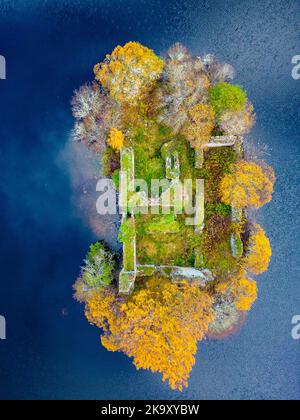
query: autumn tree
209 82 247 115
71 82 104 120
219 102 255 136
182 103 215 149
94 42 164 104
71 82 121 154
202 54 235 84
107 128 124 150
158 44 210 133
215 270 258 312
234 277 258 311
246 223 272 275
85 277 214 391
220 160 275 209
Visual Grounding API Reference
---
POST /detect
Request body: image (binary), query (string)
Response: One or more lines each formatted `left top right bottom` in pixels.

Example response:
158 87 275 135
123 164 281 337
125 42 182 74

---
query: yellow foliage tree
220 160 275 209
94 42 164 104
85 277 214 391
107 128 124 150
235 277 258 311
215 270 258 312
246 224 272 275
182 103 215 149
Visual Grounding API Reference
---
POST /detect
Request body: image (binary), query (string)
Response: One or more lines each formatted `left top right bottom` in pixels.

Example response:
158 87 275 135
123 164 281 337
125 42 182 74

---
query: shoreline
207 311 247 340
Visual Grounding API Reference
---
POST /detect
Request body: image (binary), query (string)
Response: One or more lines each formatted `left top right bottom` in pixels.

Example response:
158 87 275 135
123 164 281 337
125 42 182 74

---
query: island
72 42 275 391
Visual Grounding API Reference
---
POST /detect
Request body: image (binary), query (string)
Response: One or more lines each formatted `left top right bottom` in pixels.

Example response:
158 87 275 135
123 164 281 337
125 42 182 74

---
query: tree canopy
107 128 124 150
220 161 275 209
215 270 258 312
246 224 272 275
71 82 120 154
209 82 247 114
94 42 164 104
182 103 215 149
85 277 214 391
219 102 255 136
81 242 115 288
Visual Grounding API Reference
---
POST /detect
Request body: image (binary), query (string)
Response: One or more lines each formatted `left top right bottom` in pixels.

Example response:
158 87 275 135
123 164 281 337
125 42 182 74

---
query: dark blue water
0 0 299 400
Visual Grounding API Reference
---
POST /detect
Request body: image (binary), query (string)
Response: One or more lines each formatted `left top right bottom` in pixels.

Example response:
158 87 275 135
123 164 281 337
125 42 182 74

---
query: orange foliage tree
107 128 124 150
85 277 214 391
220 160 275 209
246 223 272 275
94 42 164 104
182 103 215 149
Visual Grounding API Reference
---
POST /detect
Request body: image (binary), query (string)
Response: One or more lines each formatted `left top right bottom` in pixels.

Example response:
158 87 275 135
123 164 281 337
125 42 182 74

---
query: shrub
209 82 247 115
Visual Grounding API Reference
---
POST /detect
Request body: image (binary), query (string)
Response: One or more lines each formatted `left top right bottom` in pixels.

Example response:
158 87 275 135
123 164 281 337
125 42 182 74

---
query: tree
220 160 275 209
202 54 235 84
182 103 215 149
209 82 247 114
107 128 124 150
234 277 258 311
219 102 255 136
71 83 121 154
72 118 106 154
94 42 164 104
81 242 115 288
158 44 210 133
71 82 104 120
215 270 258 312
246 224 272 275
85 277 214 391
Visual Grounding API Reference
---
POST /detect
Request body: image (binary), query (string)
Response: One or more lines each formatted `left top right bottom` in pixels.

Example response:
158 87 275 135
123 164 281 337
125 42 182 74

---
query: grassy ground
135 213 202 266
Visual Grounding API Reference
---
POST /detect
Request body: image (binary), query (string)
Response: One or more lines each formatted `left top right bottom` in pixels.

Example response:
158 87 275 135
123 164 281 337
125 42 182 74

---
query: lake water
0 0 299 400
